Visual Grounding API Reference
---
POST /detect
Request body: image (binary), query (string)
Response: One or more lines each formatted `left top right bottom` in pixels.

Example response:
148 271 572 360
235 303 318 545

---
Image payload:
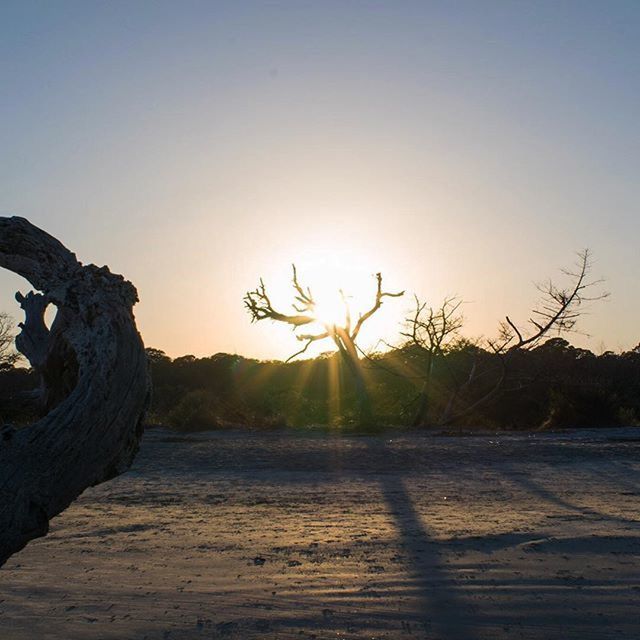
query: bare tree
0 312 18 370
399 296 466 426
491 249 606 353
245 265 403 425
402 295 465 359
0 217 150 567
406 250 607 427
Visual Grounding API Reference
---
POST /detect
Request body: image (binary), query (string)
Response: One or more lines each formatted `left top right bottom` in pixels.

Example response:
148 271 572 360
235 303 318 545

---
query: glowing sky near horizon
1 1 639 360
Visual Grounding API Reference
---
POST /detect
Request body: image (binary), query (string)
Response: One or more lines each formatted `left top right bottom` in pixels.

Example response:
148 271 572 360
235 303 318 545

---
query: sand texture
1 427 640 639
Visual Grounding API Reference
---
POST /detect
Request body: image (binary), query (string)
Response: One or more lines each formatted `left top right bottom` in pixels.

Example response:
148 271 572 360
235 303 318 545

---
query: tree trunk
412 354 434 428
412 381 430 428
334 328 374 428
0 217 150 567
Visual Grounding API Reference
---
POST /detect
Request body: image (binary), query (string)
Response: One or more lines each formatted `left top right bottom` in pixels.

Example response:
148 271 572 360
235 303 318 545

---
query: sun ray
327 353 343 428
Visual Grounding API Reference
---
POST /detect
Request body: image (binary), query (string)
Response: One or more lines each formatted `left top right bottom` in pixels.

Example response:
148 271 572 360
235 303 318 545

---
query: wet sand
1 427 640 639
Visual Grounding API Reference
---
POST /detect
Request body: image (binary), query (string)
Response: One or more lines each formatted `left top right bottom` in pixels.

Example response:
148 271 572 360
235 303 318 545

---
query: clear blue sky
1 1 639 358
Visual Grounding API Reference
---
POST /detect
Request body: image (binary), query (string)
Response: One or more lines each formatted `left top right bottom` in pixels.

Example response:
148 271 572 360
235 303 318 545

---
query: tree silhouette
406 250 608 427
245 265 403 425
0 312 18 370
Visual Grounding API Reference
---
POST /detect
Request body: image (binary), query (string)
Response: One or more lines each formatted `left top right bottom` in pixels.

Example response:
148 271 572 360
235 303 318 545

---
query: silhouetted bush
3 342 640 431
0 366 38 425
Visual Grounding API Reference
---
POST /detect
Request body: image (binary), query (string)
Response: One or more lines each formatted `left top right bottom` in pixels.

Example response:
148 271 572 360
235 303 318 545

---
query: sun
258 245 404 358
312 291 347 328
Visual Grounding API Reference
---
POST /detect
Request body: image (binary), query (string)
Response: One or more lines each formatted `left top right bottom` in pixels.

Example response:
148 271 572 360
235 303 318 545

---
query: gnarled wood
14 291 78 412
0 217 150 566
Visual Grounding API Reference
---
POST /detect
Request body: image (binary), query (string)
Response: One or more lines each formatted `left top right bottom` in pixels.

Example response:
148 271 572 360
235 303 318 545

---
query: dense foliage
144 341 640 430
3 339 639 432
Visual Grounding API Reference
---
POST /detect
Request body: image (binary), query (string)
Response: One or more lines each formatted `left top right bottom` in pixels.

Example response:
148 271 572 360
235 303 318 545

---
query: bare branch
284 330 331 363
340 289 351 334
498 250 608 352
351 273 404 340
0 312 18 369
291 263 315 313
244 270 316 327
402 295 464 355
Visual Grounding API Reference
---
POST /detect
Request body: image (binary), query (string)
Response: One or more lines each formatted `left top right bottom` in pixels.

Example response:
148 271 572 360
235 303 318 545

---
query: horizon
4 5 640 637
2 1 639 360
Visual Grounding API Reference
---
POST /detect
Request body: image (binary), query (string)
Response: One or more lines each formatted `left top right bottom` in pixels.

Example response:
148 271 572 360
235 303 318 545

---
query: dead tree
0 312 18 370
491 249 606 353
0 217 150 567
400 296 465 427
245 266 403 425
408 250 607 427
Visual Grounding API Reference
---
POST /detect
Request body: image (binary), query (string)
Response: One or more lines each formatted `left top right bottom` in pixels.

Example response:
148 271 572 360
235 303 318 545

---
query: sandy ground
1 427 640 640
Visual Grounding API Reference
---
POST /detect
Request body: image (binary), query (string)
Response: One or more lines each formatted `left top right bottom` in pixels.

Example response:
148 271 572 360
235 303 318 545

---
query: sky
1 1 639 360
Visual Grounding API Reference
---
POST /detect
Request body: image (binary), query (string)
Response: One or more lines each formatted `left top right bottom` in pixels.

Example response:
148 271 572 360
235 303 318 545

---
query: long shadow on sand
139 429 640 637
369 441 479 640
501 462 640 530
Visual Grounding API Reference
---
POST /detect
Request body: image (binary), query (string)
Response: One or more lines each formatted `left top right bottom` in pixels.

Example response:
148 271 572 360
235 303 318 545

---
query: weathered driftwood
0 217 150 566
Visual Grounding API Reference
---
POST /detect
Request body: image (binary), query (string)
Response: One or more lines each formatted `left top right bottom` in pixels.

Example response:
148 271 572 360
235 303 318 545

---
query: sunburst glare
256 254 404 359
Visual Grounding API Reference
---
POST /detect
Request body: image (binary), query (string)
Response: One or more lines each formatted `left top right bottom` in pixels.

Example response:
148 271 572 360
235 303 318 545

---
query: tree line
3 250 639 432
117 338 640 431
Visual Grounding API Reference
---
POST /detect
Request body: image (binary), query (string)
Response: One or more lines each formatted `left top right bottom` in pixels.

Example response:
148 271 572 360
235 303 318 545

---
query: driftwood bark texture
0 217 150 567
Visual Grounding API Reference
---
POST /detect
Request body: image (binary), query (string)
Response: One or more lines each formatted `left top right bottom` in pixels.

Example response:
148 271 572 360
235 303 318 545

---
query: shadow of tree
501 462 640 530
369 440 479 639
